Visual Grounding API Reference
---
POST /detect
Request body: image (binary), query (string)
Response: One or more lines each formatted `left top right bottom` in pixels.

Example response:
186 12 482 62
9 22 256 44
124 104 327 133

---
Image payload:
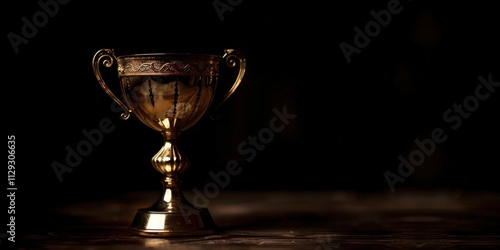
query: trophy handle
209 49 247 119
92 48 132 120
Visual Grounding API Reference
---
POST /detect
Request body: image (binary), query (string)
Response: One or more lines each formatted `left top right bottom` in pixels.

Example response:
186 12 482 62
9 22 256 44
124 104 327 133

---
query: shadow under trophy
92 48 246 236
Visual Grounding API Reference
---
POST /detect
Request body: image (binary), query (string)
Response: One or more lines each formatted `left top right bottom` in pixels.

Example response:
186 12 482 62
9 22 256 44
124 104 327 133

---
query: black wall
5 0 500 208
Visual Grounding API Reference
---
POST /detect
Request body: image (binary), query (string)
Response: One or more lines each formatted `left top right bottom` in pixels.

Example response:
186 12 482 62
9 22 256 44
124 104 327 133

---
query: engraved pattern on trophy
118 59 220 76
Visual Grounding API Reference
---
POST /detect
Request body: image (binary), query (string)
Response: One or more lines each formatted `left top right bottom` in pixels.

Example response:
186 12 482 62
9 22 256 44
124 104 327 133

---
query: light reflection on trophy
92 48 246 236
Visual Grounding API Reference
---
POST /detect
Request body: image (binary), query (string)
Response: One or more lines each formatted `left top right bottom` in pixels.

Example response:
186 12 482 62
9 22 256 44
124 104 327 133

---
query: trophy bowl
92 48 246 237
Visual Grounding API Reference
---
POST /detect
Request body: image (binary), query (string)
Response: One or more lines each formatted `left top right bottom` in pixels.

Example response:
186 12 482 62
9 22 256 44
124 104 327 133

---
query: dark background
4 0 500 232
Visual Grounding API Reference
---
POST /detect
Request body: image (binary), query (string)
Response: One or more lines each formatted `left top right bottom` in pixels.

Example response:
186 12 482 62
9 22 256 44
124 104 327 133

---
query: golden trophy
92 48 246 236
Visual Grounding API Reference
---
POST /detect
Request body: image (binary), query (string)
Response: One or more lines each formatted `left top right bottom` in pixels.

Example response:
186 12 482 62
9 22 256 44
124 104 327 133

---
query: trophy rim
117 53 222 60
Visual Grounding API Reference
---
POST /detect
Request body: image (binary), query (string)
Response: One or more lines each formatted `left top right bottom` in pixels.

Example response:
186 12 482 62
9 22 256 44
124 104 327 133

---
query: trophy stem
130 131 217 237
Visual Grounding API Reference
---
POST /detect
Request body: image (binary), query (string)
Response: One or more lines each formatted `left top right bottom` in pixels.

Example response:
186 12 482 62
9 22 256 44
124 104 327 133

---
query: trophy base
129 207 217 237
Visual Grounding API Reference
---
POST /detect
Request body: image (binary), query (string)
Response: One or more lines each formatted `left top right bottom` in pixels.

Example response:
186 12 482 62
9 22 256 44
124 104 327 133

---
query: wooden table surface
9 189 500 249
